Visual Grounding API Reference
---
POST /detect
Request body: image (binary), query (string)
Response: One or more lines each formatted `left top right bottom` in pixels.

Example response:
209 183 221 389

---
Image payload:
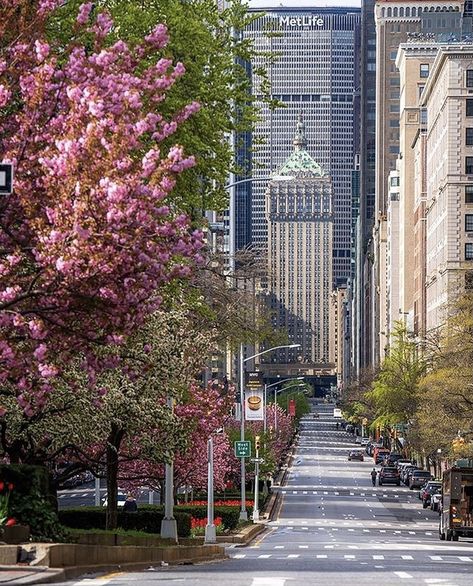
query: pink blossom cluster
119 382 237 493
0 4 202 417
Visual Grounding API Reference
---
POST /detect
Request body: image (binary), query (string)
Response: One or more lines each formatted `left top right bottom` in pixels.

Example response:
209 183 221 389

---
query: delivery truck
439 466 473 541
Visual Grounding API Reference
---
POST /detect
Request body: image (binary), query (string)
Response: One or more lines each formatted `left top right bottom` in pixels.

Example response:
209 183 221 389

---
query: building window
468 129 473 146
466 243 473 260
466 157 473 175
420 64 429 78
466 214 473 232
466 185 473 203
467 99 473 117
467 69 473 88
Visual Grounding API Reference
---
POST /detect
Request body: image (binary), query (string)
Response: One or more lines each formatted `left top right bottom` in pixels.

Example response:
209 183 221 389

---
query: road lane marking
233 554 246 558
258 555 272 558
458 556 472 561
430 556 443 561
251 576 287 586
316 554 327 559
393 572 413 579
298 545 308 548
287 554 299 558
274 546 285 549
402 555 413 560
373 555 384 560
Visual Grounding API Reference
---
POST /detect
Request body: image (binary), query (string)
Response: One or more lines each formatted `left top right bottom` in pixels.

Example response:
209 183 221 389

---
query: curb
0 545 227 585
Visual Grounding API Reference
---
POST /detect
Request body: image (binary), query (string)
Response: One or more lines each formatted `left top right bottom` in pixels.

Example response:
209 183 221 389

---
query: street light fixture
265 377 304 432
238 343 300 521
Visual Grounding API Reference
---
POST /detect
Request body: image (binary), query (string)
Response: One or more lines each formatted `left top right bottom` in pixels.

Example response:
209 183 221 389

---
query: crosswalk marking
393 572 413 579
430 556 442 561
402 555 413 560
458 556 472 562
287 554 299 558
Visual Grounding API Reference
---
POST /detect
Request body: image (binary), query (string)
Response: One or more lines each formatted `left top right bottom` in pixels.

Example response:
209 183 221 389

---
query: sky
247 0 362 8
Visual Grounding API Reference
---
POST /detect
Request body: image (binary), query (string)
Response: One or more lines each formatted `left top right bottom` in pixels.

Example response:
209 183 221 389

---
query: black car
378 466 401 486
348 450 364 461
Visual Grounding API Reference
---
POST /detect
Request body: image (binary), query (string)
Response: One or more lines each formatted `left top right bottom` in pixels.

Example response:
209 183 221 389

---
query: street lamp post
239 343 300 521
160 396 178 542
205 435 216 544
265 378 304 433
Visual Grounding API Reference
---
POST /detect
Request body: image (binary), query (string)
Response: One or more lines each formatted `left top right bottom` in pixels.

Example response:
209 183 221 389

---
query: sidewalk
0 566 65 585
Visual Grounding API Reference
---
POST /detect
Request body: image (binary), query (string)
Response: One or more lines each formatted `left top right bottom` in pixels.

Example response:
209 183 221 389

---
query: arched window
394 7 398 16
406 7 411 17
412 7 417 16
382 7 386 17
387 7 392 17
400 7 404 17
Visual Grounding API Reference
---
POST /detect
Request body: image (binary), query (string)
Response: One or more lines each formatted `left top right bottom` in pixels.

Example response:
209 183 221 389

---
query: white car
102 491 128 507
360 437 370 446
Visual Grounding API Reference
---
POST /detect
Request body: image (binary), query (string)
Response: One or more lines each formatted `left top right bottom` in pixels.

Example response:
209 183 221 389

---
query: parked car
409 470 433 490
384 454 404 466
374 447 390 464
396 460 412 470
421 482 442 508
378 466 401 486
401 465 418 484
367 441 383 456
354 436 362 444
346 424 354 434
431 492 442 512
348 450 364 461
419 480 441 500
360 438 370 447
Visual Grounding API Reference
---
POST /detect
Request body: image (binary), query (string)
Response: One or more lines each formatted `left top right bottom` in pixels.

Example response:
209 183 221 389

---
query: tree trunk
105 424 124 530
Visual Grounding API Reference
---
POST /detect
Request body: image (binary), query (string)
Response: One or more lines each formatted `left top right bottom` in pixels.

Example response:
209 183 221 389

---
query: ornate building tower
265 116 334 368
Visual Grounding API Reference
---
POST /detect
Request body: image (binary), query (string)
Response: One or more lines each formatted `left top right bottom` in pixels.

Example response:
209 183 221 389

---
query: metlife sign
278 15 324 28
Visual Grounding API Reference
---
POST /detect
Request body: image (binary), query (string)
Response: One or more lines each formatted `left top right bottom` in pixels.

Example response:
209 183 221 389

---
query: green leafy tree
368 322 427 430
416 290 473 458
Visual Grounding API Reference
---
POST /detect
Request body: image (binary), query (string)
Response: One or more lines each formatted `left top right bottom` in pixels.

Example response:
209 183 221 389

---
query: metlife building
239 1 361 286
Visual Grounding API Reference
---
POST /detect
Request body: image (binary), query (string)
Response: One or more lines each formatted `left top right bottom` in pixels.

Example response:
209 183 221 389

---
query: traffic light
255 435 261 451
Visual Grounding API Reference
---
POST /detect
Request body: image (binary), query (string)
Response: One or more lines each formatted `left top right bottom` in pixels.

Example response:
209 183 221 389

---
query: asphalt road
57 483 158 508
60 404 473 585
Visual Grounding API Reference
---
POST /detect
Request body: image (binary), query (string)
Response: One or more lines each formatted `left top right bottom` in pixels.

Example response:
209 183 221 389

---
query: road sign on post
234 440 251 458
0 163 13 195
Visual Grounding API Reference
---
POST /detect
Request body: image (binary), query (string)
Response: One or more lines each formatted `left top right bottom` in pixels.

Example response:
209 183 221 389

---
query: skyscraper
239 3 361 287
266 117 333 367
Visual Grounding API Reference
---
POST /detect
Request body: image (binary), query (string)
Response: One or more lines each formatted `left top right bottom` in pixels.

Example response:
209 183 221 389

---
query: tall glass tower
240 3 361 286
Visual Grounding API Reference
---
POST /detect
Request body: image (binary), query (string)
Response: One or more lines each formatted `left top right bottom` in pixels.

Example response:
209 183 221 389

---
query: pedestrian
123 493 138 512
371 468 377 487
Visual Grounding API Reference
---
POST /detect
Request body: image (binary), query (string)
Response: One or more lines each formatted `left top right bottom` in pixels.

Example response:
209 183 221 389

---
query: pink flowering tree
118 380 238 498
0 1 203 462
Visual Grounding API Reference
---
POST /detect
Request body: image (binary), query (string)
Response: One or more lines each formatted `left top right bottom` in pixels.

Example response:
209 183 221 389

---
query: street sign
0 163 13 195
250 458 264 464
234 440 251 458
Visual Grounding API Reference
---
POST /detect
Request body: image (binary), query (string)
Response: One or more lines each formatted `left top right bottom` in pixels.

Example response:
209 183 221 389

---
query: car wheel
446 531 452 541
452 533 459 542
439 529 445 541
423 501 428 509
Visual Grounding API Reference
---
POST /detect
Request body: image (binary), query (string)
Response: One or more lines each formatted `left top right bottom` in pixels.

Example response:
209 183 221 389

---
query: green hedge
58 507 191 537
0 464 65 541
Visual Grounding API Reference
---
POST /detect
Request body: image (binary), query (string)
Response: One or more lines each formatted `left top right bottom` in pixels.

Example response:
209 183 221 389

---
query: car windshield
382 467 397 472
413 471 431 477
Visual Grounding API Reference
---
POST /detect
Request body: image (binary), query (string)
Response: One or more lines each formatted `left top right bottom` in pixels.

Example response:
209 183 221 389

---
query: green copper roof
278 114 325 177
